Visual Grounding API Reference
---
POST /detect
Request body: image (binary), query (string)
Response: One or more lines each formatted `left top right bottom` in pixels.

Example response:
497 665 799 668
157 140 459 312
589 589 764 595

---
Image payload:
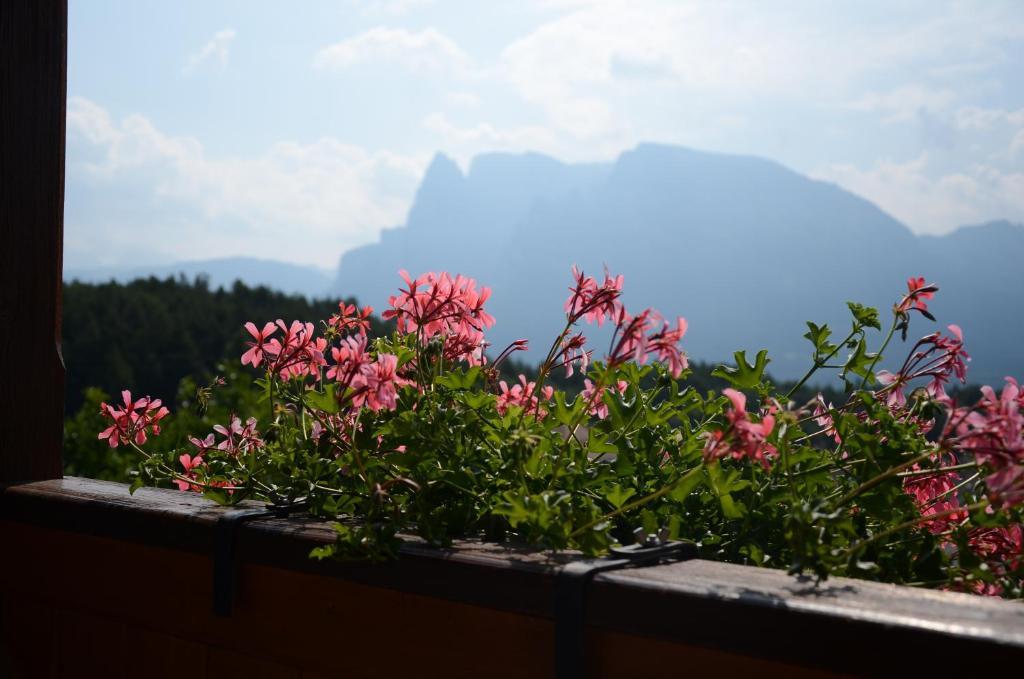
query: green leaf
667 467 704 502
718 493 745 519
842 338 878 381
128 475 145 495
803 322 837 358
712 350 770 389
847 302 881 331
587 430 619 456
305 383 340 414
551 391 581 428
435 366 482 391
605 484 636 509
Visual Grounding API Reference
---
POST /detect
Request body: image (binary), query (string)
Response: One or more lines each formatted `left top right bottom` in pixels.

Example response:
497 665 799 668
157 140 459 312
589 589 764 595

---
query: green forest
62 276 860 481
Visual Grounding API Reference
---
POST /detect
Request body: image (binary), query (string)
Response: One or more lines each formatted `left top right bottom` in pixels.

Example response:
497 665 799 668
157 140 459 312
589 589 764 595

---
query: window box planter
2 477 1022 678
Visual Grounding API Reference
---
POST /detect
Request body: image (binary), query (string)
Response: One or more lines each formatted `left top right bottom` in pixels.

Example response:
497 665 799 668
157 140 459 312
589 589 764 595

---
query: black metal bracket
212 503 305 617
554 533 697 679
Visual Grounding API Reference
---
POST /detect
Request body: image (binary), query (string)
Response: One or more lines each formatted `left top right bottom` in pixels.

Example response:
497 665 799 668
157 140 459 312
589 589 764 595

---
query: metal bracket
212 503 305 617
554 530 697 679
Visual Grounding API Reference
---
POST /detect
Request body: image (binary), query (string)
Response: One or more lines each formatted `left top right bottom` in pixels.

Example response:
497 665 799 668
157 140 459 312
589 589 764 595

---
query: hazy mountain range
67 143 1024 386
335 144 1023 386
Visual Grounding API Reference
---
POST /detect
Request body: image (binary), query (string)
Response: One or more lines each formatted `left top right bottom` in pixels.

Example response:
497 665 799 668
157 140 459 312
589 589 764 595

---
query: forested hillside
63 276 388 413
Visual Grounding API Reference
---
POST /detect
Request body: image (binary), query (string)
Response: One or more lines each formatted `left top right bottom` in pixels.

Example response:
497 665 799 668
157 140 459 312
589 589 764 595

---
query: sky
65 0 1024 270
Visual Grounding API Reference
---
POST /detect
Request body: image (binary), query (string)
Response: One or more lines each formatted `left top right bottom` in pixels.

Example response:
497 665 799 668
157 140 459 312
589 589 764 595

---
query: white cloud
442 91 482 109
422 113 556 160
354 0 435 16
65 97 426 268
953 105 1024 131
846 86 957 123
500 1 1024 140
816 155 1024 234
1012 129 1024 158
185 28 236 73
314 27 469 74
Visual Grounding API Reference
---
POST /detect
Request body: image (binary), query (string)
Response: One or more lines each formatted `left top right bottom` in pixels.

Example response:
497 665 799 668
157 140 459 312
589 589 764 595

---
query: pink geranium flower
876 370 909 408
564 266 625 327
241 321 277 368
903 453 966 534
356 353 411 412
703 388 776 468
211 416 264 457
383 271 494 365
580 379 628 420
97 390 169 448
895 276 938 315
496 375 554 418
175 453 205 492
647 316 689 378
329 302 374 336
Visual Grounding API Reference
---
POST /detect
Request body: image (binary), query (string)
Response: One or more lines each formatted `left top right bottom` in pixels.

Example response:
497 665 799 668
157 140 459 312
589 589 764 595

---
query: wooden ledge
3 477 1023 675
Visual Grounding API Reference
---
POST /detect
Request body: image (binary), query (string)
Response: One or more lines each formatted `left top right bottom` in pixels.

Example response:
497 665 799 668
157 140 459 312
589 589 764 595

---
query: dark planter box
2 477 1022 678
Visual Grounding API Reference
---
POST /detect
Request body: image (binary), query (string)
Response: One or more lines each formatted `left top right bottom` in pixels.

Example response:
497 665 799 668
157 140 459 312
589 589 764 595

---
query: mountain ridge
335 144 1023 386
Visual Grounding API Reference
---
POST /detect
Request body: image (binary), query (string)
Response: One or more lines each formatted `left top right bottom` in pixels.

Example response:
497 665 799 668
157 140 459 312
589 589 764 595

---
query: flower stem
786 329 858 400
569 464 703 538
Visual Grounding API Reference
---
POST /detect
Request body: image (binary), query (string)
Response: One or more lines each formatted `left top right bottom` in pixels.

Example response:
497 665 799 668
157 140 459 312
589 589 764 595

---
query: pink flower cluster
703 388 776 468
949 378 1024 506
581 379 629 420
564 267 689 378
565 266 624 326
192 416 263 457
329 302 374 336
174 450 236 494
902 454 967 534
877 324 970 407
355 353 411 412
964 524 1023 595
98 390 169 448
496 375 554 417
242 320 327 380
324 335 411 412
384 270 495 366
173 417 262 493
812 396 842 444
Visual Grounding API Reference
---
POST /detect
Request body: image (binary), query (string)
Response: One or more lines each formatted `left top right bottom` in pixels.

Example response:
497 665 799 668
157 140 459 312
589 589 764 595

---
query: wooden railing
2 477 1022 677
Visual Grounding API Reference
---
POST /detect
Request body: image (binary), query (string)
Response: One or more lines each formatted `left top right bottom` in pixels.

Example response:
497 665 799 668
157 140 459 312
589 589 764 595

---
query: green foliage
712 350 770 390
69 275 1022 598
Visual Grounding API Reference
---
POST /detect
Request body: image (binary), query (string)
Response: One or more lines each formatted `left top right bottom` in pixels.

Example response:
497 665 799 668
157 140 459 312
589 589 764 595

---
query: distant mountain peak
420 152 464 188
335 142 1023 386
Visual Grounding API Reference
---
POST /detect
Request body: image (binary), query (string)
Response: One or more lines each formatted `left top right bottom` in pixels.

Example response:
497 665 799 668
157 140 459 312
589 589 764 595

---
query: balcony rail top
2 476 1023 674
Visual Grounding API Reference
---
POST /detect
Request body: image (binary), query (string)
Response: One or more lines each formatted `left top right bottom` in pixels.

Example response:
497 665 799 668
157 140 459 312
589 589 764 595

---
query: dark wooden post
0 1 67 482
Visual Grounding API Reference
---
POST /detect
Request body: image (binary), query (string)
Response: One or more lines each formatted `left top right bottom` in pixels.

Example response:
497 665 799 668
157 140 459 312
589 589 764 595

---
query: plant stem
834 448 937 508
786 328 858 400
842 500 988 559
859 314 898 390
896 461 977 477
569 464 703 538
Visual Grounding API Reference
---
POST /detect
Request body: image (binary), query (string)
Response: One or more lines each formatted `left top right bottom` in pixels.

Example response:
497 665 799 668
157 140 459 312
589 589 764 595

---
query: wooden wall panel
0 520 834 678
0 0 66 482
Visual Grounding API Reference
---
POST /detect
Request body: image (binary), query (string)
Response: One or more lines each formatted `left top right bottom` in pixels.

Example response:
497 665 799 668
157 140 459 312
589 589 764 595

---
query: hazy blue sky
65 0 1024 270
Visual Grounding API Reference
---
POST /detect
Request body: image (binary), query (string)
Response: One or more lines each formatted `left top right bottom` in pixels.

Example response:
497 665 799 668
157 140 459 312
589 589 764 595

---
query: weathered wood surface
3 477 1022 676
0 0 66 482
